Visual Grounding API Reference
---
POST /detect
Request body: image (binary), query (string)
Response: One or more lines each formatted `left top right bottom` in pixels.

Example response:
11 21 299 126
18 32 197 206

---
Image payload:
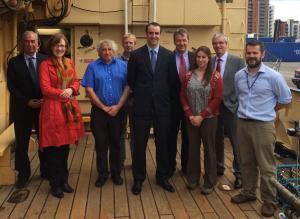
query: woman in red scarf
39 33 84 198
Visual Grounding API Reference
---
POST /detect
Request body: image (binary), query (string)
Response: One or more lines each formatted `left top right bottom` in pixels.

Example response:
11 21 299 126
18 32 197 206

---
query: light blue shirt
214 52 228 77
175 50 190 74
24 53 37 69
81 57 127 106
234 63 292 121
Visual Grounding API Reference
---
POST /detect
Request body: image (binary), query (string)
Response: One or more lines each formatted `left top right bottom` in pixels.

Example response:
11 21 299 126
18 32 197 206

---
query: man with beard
231 40 291 217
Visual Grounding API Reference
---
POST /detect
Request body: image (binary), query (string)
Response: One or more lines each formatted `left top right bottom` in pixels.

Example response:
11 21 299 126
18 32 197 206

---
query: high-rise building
287 19 300 38
248 0 269 37
268 5 274 37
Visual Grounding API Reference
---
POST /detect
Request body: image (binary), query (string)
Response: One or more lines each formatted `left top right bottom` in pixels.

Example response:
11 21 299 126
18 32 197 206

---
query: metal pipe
221 0 226 33
269 177 300 214
153 0 156 22
12 12 17 57
124 0 128 34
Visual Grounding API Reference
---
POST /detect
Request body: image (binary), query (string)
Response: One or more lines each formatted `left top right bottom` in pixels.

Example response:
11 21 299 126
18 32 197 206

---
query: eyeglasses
54 44 66 49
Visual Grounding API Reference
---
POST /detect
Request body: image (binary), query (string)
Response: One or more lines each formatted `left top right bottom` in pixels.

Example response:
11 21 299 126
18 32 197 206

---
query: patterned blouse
180 70 223 119
186 73 212 116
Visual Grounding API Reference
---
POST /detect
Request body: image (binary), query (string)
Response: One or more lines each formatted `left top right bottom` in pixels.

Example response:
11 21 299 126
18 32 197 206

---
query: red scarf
52 57 80 125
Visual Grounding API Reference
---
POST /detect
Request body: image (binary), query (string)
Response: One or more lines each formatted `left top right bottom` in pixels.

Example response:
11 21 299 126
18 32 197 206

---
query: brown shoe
231 193 256 204
261 202 277 217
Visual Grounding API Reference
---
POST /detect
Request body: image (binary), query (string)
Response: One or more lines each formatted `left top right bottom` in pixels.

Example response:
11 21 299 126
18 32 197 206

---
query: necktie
28 57 39 93
179 54 187 82
150 49 156 73
216 58 222 73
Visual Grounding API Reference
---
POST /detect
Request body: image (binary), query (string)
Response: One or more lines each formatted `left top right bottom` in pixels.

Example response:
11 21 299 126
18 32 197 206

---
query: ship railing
271 58 282 71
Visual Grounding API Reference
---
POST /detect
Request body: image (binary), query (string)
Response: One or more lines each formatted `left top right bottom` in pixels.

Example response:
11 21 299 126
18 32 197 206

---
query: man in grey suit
212 33 245 189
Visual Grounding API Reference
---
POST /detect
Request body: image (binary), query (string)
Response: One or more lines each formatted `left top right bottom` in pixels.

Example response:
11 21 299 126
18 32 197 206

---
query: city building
248 0 269 37
287 19 300 38
268 5 274 37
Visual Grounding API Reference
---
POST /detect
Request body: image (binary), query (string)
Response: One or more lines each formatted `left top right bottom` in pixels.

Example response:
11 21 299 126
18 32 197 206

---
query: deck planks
0 133 284 219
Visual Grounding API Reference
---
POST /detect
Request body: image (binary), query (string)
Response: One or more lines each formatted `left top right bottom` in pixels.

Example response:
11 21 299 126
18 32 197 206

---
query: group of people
7 21 292 217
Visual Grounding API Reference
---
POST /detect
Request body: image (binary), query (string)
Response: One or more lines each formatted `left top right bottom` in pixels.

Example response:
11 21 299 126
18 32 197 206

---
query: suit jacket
7 53 47 119
127 45 173 116
169 51 195 116
212 53 245 113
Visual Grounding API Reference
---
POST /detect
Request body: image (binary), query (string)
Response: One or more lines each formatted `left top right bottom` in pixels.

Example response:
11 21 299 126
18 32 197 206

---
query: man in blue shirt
81 39 130 187
231 40 292 217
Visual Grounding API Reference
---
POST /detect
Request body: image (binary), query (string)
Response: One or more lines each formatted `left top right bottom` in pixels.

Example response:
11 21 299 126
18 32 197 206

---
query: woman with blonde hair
39 33 84 198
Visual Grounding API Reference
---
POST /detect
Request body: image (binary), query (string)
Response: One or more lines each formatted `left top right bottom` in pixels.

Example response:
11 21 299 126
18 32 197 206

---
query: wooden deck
0 134 281 219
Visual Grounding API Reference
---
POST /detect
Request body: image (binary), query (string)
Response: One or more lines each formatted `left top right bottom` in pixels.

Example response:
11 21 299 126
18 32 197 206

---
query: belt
239 118 261 122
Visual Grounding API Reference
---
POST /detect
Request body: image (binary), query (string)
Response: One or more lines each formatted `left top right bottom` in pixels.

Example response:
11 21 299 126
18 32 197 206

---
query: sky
270 0 300 21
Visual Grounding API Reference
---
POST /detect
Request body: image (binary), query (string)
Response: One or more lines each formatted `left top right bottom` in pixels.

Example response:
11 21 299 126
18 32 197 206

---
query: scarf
52 57 80 125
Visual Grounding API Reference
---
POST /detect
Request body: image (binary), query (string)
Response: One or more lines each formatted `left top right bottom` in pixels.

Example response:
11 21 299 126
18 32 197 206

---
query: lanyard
246 71 261 90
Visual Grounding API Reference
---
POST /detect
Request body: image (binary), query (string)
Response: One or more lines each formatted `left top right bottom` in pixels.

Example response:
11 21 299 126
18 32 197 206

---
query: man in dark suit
7 30 47 189
212 33 245 189
168 28 194 177
128 22 175 195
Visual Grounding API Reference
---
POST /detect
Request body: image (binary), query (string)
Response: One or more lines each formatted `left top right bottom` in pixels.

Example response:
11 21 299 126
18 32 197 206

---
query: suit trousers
44 145 69 188
186 117 217 188
132 113 170 182
14 108 46 180
168 111 189 173
215 103 241 177
90 106 124 179
238 119 277 204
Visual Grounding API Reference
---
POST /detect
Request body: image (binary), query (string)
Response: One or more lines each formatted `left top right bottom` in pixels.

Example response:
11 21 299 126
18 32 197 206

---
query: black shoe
95 177 107 187
62 183 74 193
131 180 142 195
234 178 242 189
157 179 175 193
186 182 199 190
15 177 29 189
112 175 123 185
51 187 64 198
231 194 256 204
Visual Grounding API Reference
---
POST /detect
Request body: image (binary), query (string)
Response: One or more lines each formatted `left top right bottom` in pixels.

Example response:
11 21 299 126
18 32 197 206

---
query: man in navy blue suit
128 22 175 195
7 30 47 189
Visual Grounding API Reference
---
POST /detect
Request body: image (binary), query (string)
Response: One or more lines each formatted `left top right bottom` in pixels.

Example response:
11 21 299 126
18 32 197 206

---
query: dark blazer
169 51 195 116
127 45 173 116
212 54 245 113
7 53 47 119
